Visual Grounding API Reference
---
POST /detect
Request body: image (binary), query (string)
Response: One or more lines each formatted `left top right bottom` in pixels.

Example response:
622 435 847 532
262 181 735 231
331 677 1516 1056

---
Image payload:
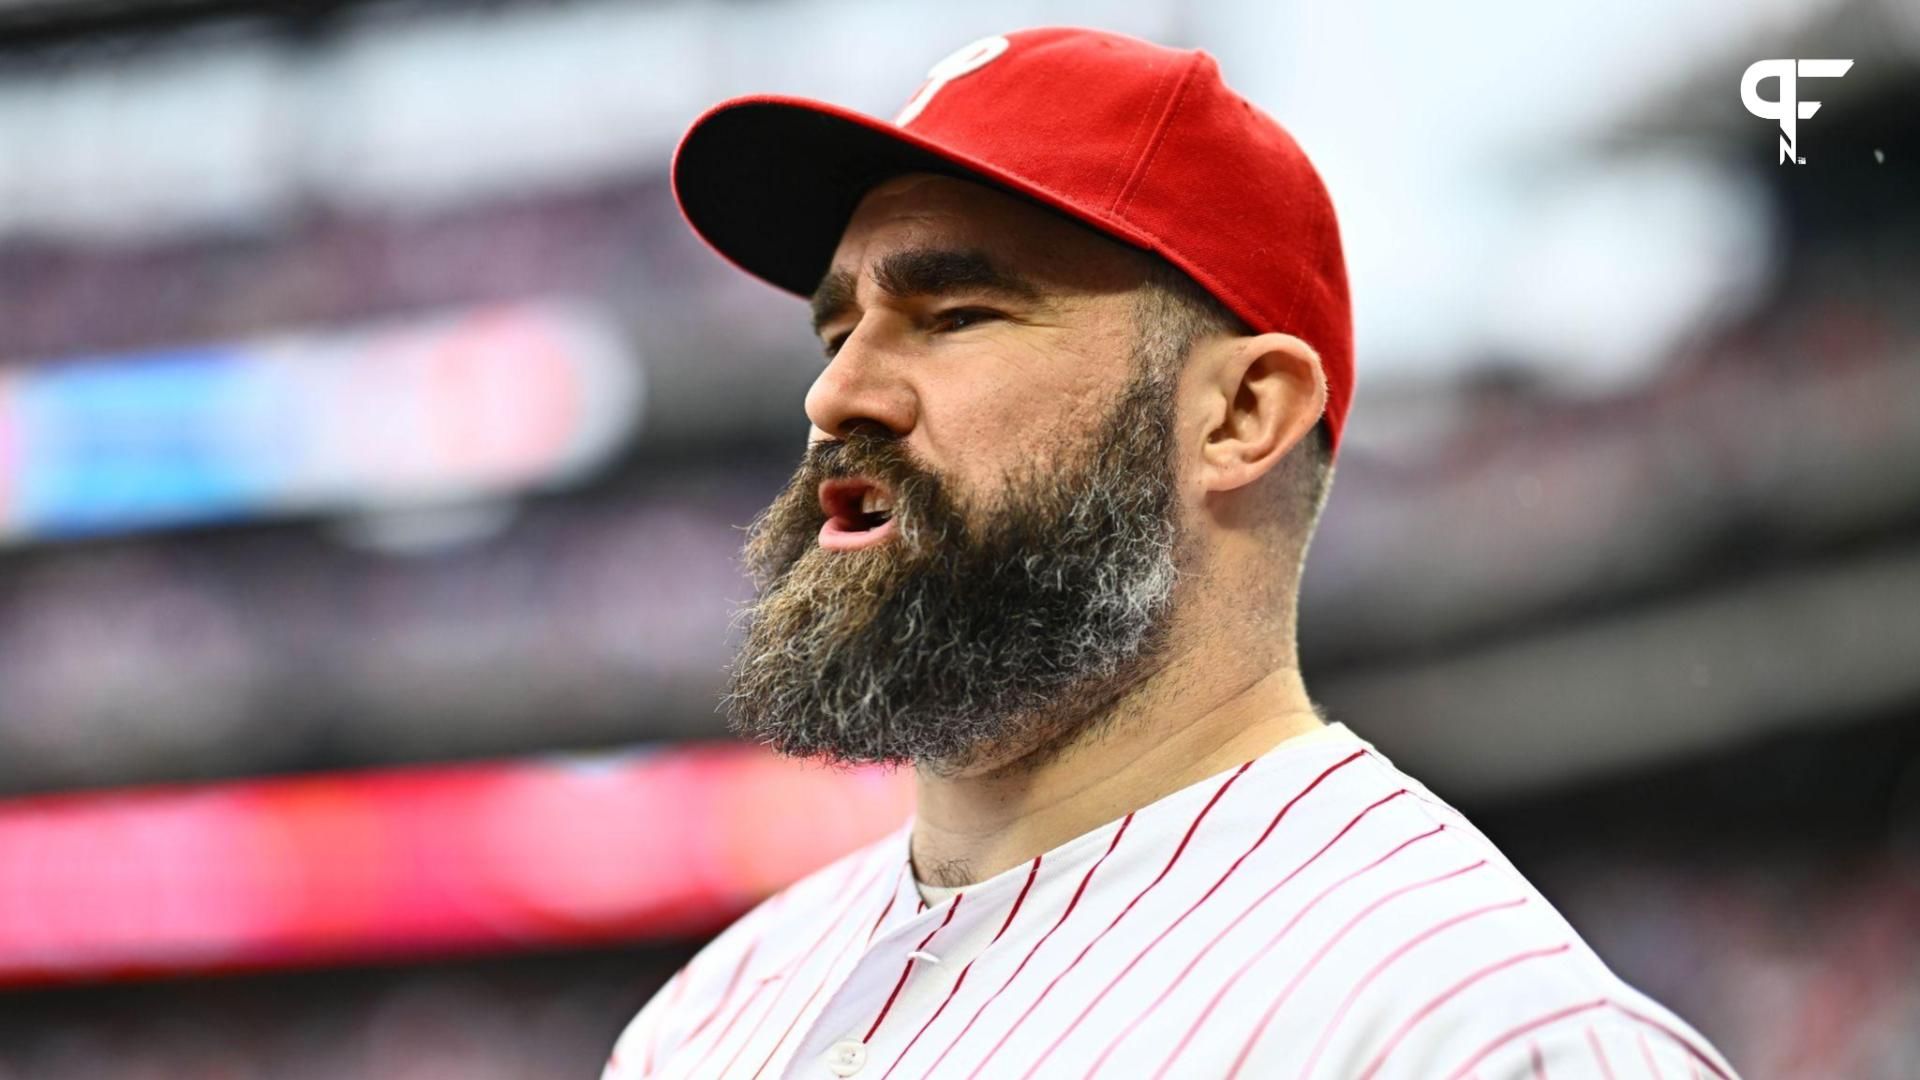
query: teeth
860 489 894 516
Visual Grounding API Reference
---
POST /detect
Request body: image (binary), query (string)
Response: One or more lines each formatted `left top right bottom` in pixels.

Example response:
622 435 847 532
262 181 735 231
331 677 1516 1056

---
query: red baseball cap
672 26 1354 456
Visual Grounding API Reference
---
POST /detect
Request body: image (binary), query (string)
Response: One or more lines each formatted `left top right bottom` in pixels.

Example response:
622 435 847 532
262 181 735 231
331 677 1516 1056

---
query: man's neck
907 644 1324 889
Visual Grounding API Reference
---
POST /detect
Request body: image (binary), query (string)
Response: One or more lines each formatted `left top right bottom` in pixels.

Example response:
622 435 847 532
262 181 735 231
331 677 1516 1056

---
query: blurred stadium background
0 0 1915 1075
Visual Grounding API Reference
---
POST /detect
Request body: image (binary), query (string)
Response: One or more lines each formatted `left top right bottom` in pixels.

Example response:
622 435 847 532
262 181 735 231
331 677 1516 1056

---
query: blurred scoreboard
0 743 912 986
0 300 641 543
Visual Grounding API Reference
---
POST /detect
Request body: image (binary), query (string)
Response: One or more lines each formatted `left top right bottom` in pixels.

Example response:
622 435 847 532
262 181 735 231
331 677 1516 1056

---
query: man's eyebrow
808 247 1042 336
872 247 1041 305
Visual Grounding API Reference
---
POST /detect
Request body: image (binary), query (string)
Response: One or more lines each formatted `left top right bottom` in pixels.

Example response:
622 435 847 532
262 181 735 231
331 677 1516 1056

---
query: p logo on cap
895 35 1009 126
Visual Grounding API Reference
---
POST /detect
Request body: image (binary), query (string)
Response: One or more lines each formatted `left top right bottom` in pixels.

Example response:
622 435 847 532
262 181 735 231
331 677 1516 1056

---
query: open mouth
818 478 897 550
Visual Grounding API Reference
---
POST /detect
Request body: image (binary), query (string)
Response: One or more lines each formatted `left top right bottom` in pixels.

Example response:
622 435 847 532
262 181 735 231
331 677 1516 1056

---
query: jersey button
825 1039 868 1076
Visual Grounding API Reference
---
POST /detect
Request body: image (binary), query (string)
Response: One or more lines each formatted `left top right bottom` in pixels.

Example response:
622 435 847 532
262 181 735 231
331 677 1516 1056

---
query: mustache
802 429 927 488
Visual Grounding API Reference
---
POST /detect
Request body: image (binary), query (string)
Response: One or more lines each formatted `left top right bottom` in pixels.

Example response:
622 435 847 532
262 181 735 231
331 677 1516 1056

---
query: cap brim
671 95 1148 299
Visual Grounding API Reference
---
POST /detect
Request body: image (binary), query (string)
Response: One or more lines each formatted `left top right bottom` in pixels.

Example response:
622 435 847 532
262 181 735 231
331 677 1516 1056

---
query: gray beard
724 356 1184 773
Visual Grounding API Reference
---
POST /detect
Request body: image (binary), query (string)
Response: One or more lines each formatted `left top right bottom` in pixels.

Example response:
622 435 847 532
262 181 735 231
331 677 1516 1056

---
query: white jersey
604 725 1739 1079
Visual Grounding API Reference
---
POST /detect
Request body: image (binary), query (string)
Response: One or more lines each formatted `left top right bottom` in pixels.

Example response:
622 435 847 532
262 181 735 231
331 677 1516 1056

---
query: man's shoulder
601 824 907 1078
664 821 907 995
726 824 908 944
1221 749 1739 1078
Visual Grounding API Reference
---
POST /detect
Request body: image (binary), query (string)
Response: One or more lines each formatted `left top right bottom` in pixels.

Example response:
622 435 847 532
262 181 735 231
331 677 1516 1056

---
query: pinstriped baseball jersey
603 725 1739 1079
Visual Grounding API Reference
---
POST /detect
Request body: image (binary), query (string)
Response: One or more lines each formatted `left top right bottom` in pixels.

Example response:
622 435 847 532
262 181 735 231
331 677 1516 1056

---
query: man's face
724 174 1192 774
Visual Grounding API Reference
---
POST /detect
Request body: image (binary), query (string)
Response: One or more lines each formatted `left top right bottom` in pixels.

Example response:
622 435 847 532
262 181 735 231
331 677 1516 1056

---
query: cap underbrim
671 95 1153 299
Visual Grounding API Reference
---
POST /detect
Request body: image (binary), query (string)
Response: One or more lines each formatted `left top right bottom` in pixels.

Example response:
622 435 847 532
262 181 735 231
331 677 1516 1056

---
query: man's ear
1195 332 1327 495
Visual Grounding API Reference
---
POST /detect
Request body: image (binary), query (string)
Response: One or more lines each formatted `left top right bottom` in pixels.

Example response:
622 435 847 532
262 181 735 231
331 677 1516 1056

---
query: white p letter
894 35 1010 127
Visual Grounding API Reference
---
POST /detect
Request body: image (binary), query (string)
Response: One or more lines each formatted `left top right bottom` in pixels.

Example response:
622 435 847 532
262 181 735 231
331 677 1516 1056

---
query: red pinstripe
868 862 909 947
705 974 785 1076
675 871 841 1072
1149 807 1434 1080
692 860 861 1070
969 762 1255 1080
1296 896 1529 1078
1086 785 1420 1078
1361 750 1465 818
1639 1029 1667 1079
669 935 763 1067
1442 999 1611 1080
640 969 689 1077
863 894 963 1043
1044 749 1374 1076
1355 944 1571 1080
1588 1026 1617 1080
1609 1002 1733 1080
880 856 1041 1080
918 813 1134 1077
721 859 895 1079
1445 1000 1735 1080
1225 860 1492 1078
1530 1041 1549 1079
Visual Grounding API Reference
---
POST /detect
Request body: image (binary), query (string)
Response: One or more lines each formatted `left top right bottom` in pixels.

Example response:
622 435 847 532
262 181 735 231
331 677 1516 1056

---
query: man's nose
804 327 918 440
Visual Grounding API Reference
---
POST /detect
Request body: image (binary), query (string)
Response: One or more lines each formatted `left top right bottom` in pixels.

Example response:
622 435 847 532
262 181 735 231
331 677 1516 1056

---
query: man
606 27 1739 1080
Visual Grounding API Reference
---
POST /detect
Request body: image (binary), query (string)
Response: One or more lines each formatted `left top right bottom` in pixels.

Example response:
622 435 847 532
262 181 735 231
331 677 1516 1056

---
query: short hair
1133 257 1336 557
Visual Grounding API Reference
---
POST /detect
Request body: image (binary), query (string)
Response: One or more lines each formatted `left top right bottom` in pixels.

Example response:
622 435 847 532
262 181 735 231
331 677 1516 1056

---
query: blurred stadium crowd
0 0 1915 1076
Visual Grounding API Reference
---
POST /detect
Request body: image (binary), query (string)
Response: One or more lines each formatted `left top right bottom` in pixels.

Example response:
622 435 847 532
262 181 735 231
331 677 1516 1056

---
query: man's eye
822 332 851 359
931 307 1000 334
